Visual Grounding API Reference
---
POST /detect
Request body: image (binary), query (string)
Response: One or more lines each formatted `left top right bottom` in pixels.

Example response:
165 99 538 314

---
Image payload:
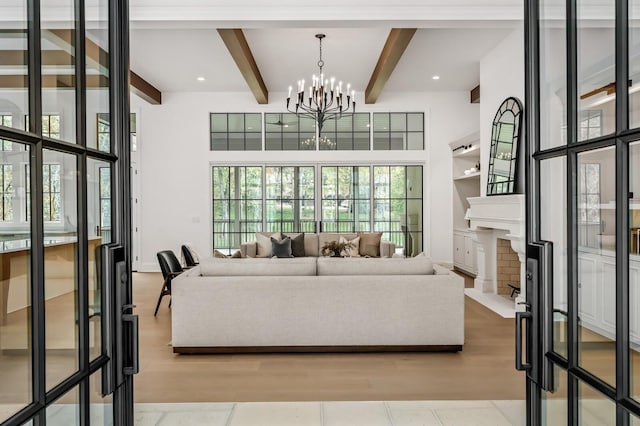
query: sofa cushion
316 256 434 276
214 249 242 258
271 236 293 258
358 232 383 257
256 232 282 257
339 236 360 257
200 257 317 276
304 233 319 256
283 233 306 257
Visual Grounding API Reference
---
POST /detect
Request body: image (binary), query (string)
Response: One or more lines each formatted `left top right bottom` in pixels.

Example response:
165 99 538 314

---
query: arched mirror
487 97 523 195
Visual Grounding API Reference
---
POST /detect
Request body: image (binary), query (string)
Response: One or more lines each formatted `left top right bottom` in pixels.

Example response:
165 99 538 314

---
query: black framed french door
522 0 640 424
0 0 136 424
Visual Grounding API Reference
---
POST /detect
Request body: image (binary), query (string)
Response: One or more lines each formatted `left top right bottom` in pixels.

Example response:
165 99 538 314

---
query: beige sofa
171 256 464 354
240 232 397 258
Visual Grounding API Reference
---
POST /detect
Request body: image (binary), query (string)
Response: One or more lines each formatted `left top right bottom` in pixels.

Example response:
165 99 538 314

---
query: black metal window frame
372 112 424 150
526 0 640 423
0 0 133 423
210 112 262 151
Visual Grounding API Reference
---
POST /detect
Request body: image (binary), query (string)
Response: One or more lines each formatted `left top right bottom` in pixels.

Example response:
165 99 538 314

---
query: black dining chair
181 245 199 268
154 250 183 316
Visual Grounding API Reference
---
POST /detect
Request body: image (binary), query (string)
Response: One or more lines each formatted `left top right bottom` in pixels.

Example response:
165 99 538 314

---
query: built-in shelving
449 131 481 276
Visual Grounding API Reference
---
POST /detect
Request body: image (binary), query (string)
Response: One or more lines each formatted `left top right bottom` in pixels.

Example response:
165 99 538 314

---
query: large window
373 113 424 150
26 163 61 222
25 114 61 139
0 164 13 221
212 165 423 254
210 113 262 151
264 113 316 150
212 166 263 250
0 114 13 150
265 166 315 232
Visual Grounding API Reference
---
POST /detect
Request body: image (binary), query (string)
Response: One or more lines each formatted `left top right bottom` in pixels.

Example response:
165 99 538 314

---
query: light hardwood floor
134 271 526 403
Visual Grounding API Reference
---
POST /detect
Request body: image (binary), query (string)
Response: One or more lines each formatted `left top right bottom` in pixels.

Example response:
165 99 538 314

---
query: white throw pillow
256 232 281 257
339 236 360 257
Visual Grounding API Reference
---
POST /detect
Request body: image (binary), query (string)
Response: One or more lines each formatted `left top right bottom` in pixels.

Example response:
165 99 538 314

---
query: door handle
515 310 532 371
123 313 139 375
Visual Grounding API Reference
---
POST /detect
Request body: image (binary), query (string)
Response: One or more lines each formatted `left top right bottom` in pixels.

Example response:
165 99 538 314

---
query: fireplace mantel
465 194 526 311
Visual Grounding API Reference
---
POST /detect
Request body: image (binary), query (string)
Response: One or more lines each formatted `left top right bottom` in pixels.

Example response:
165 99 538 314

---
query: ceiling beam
0 50 73 66
0 74 109 88
217 29 268 104
470 85 480 103
365 28 416 104
42 29 162 104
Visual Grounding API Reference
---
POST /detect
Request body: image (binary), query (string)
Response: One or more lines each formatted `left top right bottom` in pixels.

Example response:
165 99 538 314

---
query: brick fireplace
465 194 526 313
496 238 521 296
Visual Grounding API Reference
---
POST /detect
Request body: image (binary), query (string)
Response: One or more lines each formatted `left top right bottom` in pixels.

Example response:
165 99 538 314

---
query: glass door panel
577 1 615 142
41 0 76 143
46 385 79 425
0 142 31 423
629 0 640 129
539 0 567 149
86 0 110 152
0 2 28 134
542 366 568 425
43 149 78 390
540 156 568 358
577 147 616 386
631 142 640 400
578 380 616 425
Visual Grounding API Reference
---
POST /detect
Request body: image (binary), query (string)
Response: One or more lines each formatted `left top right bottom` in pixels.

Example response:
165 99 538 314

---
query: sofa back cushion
304 233 319 256
316 256 434 276
256 232 282 257
358 232 383 257
200 257 317 276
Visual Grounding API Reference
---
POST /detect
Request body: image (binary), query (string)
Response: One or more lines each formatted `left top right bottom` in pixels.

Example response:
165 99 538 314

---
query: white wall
132 90 479 271
479 25 525 197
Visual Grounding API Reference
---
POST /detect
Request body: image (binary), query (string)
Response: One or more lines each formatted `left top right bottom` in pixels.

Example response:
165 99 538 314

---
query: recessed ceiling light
432 75 440 80
197 76 206 82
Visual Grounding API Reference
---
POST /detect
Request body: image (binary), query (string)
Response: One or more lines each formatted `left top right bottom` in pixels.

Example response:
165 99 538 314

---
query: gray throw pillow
271 236 293 258
284 233 306 257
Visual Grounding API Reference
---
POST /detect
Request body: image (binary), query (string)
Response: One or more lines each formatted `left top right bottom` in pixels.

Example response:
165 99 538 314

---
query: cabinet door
453 234 464 266
464 235 476 272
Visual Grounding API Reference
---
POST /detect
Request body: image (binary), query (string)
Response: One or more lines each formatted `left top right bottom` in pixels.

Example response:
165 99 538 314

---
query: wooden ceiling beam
470 85 480 103
365 28 416 104
41 29 162 104
0 50 73 66
0 74 109 88
217 29 268 104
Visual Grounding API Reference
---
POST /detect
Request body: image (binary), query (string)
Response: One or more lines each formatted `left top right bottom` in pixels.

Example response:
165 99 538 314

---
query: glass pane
90 370 113 425
0 3 28 133
245 113 261 132
354 134 369 150
373 133 389 150
390 132 404 150
46 385 78 425
227 114 244 132
228 133 244 151
373 113 389 131
44 150 78 390
578 380 616 425
390 113 406 131
630 0 640 129
211 133 227 151
407 132 423 150
41 0 76 143
86 0 109 151
407 113 423 131
577 1 614 142
578 147 615 386
245 133 261 151
210 114 227 132
88 159 109 361
631 142 640 400
541 366 567 425
539 0 567 149
0 143 30 423
541 157 568 357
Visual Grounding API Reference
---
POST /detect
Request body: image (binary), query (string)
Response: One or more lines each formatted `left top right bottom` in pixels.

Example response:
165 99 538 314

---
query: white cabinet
450 131 480 276
453 230 477 275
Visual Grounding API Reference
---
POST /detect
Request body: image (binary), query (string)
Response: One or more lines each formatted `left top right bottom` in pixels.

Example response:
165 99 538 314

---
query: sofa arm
380 240 396 258
240 241 257 258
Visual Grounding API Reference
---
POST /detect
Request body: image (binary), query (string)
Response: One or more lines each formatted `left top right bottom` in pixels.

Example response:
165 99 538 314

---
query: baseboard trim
173 344 463 354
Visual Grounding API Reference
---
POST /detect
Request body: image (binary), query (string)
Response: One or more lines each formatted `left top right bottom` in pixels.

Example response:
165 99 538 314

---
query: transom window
210 113 262 151
373 112 424 150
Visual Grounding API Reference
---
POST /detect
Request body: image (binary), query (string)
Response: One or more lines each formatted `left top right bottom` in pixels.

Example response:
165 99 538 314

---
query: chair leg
154 291 164 317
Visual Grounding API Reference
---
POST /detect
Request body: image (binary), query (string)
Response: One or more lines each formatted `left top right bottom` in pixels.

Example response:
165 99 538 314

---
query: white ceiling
128 1 522 100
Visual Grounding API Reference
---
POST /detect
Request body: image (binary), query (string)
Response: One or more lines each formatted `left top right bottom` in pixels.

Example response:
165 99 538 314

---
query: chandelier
301 136 336 150
286 34 355 133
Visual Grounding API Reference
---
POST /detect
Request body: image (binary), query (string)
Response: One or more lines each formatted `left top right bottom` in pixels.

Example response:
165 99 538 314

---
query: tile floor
135 400 526 426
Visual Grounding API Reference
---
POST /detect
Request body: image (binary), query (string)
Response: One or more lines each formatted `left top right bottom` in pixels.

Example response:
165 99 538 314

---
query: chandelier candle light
286 34 356 133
